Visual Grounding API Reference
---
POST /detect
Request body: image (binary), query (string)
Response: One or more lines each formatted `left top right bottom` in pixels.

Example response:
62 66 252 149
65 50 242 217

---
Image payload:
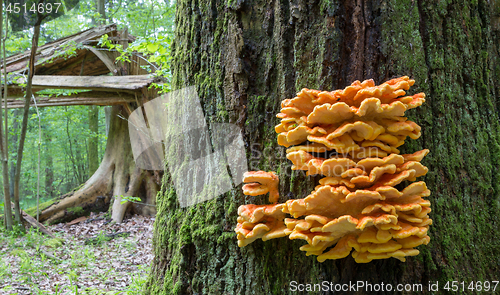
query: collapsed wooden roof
2 23 159 108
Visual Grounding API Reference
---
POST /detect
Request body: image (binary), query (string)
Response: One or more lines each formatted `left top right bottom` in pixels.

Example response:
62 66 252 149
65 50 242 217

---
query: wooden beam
83 45 119 74
0 24 118 75
8 75 157 94
6 91 136 109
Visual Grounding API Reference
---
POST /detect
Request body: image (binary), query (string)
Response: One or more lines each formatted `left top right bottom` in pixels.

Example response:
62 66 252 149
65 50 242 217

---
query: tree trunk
43 129 54 198
0 0 13 230
88 106 99 177
9 109 20 205
13 13 46 224
145 0 500 294
64 106 84 184
38 105 158 224
87 0 106 177
97 0 106 22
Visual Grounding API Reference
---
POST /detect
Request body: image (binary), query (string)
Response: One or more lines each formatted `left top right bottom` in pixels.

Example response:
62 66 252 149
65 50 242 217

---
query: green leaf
147 43 159 53
120 195 143 204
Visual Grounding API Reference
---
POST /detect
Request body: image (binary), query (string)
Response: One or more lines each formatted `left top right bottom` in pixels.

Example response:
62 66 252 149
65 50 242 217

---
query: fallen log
21 211 57 239
12 204 57 238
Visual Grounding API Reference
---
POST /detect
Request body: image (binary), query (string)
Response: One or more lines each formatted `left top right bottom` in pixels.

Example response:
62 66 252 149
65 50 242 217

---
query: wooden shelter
1 24 162 224
3 23 159 108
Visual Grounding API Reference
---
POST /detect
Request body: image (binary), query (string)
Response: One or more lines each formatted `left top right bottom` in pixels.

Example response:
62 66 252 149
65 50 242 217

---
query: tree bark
145 0 500 294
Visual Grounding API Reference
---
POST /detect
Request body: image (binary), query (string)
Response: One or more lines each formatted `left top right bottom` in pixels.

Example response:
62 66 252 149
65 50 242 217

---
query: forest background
0 0 175 216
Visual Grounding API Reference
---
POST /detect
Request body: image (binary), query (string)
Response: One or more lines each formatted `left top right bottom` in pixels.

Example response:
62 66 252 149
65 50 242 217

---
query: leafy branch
98 33 172 92
118 195 155 207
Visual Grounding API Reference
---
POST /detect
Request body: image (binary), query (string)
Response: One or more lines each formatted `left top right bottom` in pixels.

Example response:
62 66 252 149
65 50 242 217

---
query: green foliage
118 195 156 209
9 248 26 257
4 1 92 55
105 0 176 37
67 206 85 214
4 0 176 54
0 105 108 212
42 238 65 248
85 230 108 246
23 199 55 217
36 88 91 97
119 195 142 205
99 32 173 92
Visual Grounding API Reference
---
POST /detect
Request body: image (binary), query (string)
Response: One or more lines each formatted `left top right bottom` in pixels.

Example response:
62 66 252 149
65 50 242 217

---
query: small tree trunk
88 106 99 177
0 0 13 230
43 130 54 198
13 12 46 223
87 0 105 177
97 0 106 22
9 109 19 202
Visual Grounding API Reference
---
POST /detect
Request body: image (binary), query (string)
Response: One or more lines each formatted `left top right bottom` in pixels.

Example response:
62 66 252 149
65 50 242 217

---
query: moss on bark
146 0 500 294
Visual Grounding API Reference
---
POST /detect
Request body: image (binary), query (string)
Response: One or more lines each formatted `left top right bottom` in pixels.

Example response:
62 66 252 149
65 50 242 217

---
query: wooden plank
7 90 135 100
9 75 156 93
0 24 118 75
7 100 133 108
83 45 119 74
5 91 136 108
34 48 110 76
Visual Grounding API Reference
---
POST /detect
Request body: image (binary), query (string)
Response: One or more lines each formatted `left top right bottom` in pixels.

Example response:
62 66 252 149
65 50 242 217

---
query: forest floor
0 212 154 294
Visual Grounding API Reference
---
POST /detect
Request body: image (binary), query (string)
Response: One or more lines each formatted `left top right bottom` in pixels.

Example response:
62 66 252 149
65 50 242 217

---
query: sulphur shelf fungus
241 171 280 203
235 76 431 263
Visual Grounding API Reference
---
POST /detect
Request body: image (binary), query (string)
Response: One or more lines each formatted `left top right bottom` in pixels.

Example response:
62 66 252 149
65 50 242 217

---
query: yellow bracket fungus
235 76 431 263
